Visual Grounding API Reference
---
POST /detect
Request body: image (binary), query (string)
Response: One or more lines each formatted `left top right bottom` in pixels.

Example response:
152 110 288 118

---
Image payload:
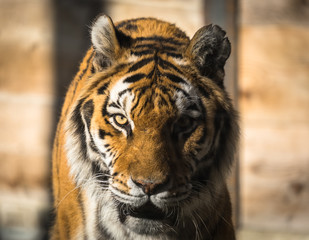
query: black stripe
91 162 109 186
134 36 184 46
71 99 88 160
164 52 183 58
116 18 146 29
170 85 190 98
108 103 120 109
77 51 95 82
89 138 99 153
131 49 154 56
88 64 128 92
96 206 115 239
77 192 88 240
123 73 146 83
167 46 180 52
156 94 169 106
130 88 147 115
82 100 94 129
157 85 170 94
196 83 211 99
125 23 138 31
54 120 63 209
136 98 150 117
128 58 153 72
163 46 178 52
102 96 109 117
131 49 182 58
64 51 94 118
99 129 113 139
156 87 174 105
146 67 156 79
104 118 110 125
118 88 132 97
97 82 110 95
134 44 156 49
110 155 120 168
165 73 187 85
200 149 216 163
135 44 178 52
158 58 183 74
130 96 142 114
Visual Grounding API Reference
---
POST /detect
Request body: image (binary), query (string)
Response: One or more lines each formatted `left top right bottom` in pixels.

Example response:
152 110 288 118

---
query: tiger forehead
116 18 190 43
108 57 192 114
108 78 181 118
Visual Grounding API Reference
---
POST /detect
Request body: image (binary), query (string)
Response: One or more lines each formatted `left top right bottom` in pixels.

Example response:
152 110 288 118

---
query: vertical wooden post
204 0 240 228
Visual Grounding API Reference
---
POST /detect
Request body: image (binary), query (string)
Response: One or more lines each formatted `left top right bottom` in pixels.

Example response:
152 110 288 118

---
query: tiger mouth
118 201 167 221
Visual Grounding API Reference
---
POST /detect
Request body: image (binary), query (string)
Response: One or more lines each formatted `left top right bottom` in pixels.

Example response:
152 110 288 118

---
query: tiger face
62 15 238 239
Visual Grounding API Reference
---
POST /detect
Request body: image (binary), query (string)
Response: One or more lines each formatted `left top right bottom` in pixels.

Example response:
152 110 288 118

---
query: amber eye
173 116 195 134
113 114 129 126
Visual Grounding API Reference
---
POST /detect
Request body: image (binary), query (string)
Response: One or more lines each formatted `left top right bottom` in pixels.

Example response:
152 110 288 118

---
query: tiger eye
114 114 128 126
177 116 192 128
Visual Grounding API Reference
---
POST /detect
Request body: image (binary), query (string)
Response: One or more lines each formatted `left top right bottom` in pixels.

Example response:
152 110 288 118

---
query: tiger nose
132 178 168 195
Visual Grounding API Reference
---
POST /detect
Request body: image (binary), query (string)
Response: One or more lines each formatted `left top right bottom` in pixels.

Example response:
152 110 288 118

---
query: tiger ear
91 15 120 71
186 24 231 87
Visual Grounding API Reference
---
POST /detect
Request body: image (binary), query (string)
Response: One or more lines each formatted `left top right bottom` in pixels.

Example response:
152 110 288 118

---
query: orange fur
51 16 238 240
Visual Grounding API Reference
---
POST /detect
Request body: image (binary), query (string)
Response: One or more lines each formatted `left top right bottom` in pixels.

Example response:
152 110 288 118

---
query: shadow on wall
45 1 105 239
52 0 105 129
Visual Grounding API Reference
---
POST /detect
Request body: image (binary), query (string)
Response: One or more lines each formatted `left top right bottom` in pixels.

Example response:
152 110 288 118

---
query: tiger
51 15 239 240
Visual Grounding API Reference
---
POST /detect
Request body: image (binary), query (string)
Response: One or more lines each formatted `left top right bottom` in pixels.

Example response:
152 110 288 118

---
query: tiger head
65 15 238 237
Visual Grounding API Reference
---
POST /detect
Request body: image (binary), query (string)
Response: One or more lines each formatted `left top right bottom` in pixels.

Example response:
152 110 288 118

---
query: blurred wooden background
0 0 308 239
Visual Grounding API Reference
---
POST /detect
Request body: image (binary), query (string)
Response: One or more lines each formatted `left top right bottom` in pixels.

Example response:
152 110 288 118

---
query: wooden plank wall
239 0 309 232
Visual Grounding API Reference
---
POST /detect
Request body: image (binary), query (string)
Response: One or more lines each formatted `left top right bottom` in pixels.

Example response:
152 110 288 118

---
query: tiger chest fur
51 15 239 240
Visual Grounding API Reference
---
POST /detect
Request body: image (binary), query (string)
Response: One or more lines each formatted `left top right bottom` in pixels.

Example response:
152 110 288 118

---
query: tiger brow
158 58 183 74
134 44 178 52
123 73 146 83
134 36 183 46
164 73 188 85
128 58 153 72
108 103 121 109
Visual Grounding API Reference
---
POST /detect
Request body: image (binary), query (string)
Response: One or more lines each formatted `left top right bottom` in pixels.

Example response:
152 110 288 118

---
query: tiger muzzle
131 177 170 195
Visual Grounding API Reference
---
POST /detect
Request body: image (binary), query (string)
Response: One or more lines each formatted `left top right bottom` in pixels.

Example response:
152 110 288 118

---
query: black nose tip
132 178 167 195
